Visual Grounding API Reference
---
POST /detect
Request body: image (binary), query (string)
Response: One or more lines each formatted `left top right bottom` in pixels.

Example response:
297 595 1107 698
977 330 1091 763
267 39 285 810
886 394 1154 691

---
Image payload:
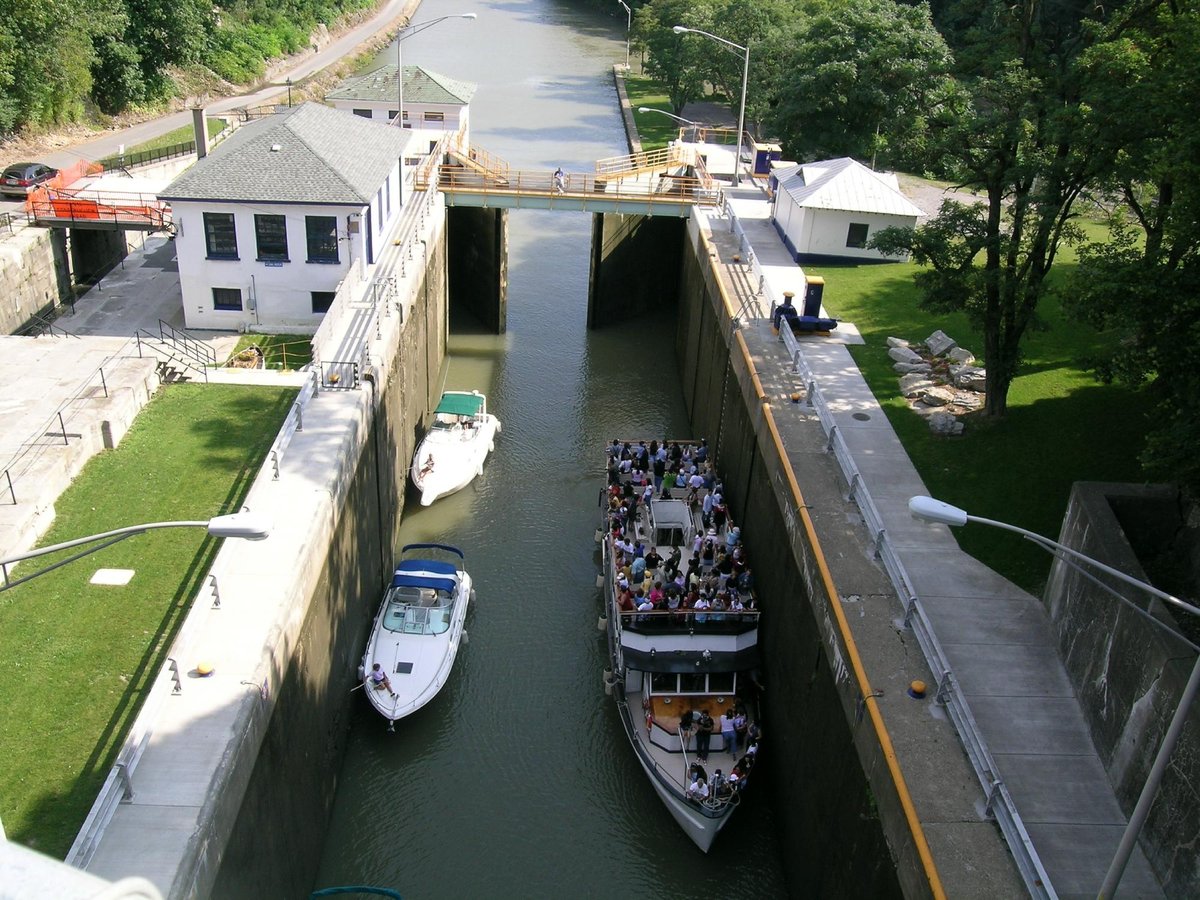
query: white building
160 103 408 332
770 157 923 262
325 64 475 138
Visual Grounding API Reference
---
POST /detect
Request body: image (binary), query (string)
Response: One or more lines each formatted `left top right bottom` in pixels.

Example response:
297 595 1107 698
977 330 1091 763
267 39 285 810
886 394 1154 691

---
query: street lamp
673 24 749 185
908 494 1200 898
0 512 272 593
637 107 705 143
395 13 477 130
616 0 632 71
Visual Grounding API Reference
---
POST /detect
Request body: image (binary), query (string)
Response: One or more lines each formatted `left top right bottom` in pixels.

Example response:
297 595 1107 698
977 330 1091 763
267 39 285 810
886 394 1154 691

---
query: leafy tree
633 0 719 115
871 0 1110 417
1064 0 1200 490
767 0 954 168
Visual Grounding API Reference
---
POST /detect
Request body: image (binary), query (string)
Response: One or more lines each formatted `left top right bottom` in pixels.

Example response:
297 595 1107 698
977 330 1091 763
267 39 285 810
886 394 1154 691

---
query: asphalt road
1 0 416 214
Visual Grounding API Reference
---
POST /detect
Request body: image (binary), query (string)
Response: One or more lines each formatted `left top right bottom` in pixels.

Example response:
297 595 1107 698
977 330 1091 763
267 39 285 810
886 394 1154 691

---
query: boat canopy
393 558 458 594
434 392 484 417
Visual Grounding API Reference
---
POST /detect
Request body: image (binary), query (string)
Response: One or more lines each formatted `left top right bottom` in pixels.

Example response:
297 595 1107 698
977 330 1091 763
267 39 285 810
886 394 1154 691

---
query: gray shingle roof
778 157 924 218
159 103 408 204
325 65 476 105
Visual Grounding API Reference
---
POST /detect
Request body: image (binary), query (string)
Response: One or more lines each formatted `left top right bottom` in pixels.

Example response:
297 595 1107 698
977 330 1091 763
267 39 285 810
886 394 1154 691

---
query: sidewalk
706 183 1162 898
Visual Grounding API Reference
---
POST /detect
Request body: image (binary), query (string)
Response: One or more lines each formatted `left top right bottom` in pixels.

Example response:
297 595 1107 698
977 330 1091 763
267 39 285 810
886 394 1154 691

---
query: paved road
0 0 417 213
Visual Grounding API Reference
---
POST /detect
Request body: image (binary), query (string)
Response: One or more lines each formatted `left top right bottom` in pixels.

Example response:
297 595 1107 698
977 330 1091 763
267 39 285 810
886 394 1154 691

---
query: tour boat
411 390 501 506
598 441 762 851
359 543 472 730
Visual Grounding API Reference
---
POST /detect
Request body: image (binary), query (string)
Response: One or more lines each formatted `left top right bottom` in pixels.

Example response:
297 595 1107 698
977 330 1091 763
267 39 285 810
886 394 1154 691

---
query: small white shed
325 64 476 139
771 157 922 262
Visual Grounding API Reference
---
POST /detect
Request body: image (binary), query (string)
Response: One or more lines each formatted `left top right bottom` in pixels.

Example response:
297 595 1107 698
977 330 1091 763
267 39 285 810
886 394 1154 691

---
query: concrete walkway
706 183 1162 898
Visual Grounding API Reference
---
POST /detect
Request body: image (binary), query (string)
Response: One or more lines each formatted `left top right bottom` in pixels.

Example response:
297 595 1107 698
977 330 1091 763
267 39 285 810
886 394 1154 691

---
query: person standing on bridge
553 167 566 194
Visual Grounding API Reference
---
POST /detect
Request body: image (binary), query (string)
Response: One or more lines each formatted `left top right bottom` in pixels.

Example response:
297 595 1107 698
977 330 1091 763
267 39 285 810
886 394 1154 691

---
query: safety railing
25 188 170 230
134 330 210 383
266 371 320 480
595 144 686 179
15 311 78 338
99 141 194 172
159 318 216 366
778 326 1056 899
445 141 511 178
434 167 722 207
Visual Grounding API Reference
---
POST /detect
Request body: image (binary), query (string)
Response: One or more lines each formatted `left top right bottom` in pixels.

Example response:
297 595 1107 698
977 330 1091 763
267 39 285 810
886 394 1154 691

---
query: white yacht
411 390 501 506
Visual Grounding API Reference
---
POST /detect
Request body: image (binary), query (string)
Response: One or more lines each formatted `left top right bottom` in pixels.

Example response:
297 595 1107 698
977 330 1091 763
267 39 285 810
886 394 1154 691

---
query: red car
1 162 58 197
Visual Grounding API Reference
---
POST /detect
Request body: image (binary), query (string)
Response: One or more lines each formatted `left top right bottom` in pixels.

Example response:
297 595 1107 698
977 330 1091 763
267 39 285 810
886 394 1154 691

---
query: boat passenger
636 594 654 623
420 454 435 476
368 663 396 698
720 710 737 757
695 711 714 762
693 595 710 625
631 555 646 583
687 775 709 803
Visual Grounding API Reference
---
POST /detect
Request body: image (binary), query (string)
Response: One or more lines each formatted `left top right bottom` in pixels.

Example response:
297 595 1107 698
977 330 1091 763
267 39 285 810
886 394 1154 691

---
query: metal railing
778 325 1056 899
432 166 722 207
25 188 170 230
15 311 78 338
158 319 216 366
134 331 209 383
99 140 195 172
595 144 686 178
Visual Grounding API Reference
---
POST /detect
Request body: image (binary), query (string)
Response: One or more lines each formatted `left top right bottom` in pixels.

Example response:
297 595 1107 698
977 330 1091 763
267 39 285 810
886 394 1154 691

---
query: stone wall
0 226 71 333
1046 482 1200 899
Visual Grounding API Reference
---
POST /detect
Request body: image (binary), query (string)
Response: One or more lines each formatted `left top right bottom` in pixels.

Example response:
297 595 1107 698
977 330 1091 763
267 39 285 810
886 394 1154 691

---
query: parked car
0 162 58 197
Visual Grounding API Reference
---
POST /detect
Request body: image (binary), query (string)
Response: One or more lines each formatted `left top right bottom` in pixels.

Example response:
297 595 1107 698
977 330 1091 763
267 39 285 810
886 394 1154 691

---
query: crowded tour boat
598 439 762 852
410 390 501 506
359 543 473 730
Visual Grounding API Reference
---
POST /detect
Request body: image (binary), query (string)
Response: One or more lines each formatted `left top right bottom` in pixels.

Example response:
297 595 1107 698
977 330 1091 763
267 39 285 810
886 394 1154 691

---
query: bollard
597 614 608 632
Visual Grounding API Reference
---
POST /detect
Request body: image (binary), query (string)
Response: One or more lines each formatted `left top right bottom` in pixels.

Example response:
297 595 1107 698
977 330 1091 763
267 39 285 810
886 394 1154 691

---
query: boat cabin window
649 672 737 694
382 586 454 635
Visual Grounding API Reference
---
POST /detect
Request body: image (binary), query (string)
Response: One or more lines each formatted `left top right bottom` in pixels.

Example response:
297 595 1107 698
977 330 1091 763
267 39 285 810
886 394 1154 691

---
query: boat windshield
382 586 454 635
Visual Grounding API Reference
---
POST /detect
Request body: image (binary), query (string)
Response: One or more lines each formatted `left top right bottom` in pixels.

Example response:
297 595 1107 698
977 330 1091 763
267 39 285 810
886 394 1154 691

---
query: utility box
803 275 825 318
752 142 783 177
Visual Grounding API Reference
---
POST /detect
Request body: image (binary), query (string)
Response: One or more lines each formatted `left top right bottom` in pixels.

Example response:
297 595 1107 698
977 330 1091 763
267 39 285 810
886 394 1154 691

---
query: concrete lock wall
69 228 129 286
0 226 72 333
672 223 907 897
208 225 447 898
1046 482 1200 899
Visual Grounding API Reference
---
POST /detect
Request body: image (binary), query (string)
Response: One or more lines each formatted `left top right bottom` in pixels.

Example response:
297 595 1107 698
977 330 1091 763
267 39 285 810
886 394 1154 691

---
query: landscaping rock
952 366 987 391
926 330 958 356
948 347 975 365
889 346 923 364
922 385 957 406
899 374 937 397
887 336 911 349
893 362 932 375
953 391 984 411
929 411 964 435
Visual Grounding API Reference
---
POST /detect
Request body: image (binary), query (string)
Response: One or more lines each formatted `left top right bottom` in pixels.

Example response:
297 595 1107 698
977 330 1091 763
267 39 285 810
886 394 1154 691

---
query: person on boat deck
726 525 741 553
630 555 647 583
720 710 738 757
648 581 665 607
618 589 636 614
652 455 666 490
661 469 677 497
687 773 709 803
695 710 714 762
644 546 662 574
636 594 654 623
420 454 435 476
702 491 715 528
368 663 396 697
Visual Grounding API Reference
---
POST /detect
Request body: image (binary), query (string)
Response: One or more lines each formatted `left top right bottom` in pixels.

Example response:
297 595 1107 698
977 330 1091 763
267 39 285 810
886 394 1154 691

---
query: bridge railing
26 187 170 229
594 144 684 179
776 324 1057 899
436 167 722 207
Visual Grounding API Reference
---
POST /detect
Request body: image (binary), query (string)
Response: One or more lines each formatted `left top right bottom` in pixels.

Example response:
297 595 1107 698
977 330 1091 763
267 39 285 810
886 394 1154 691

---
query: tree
1064 0 1200 490
632 0 719 115
871 0 1109 417
768 0 955 169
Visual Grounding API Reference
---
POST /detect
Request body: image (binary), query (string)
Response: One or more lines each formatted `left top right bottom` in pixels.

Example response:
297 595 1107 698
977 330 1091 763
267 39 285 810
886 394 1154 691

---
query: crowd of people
604 439 757 627
681 705 762 806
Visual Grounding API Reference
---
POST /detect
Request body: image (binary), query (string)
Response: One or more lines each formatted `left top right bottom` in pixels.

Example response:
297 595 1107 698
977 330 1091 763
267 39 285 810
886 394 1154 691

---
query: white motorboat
359 543 472 729
599 440 762 851
411 390 501 506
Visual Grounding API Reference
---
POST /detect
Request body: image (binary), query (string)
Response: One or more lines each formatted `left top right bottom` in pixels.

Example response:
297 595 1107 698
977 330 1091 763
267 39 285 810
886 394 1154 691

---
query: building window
385 175 391 215
423 111 444 123
212 287 243 311
352 108 372 119
203 212 238 259
388 109 399 120
254 214 288 261
311 291 336 313
305 216 339 263
846 222 869 249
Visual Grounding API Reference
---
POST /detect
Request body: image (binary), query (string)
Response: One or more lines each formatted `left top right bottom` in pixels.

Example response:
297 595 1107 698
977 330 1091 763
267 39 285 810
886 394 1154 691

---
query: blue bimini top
393 558 458 594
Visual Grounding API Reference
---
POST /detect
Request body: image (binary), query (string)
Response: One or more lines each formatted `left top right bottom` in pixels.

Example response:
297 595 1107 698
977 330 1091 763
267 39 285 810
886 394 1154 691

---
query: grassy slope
0 383 296 856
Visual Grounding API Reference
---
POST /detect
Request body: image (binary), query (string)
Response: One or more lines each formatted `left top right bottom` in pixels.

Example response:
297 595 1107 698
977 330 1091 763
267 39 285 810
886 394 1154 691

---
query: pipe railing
435 167 722 207
779 325 1056 898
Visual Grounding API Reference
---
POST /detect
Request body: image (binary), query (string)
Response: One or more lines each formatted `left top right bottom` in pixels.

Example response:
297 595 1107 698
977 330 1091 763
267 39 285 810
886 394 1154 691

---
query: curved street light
616 1 632 71
672 25 749 185
395 13 477 129
908 494 1199 898
637 107 702 127
0 512 272 593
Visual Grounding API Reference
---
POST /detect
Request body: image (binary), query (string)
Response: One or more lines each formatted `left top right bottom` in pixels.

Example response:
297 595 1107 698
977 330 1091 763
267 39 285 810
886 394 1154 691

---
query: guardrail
777 324 1056 899
99 140 195 172
432 167 723 207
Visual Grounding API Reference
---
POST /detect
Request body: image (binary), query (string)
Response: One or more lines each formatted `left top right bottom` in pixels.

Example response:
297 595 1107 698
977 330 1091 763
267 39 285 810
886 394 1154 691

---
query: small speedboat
411 390 501 506
359 543 472 729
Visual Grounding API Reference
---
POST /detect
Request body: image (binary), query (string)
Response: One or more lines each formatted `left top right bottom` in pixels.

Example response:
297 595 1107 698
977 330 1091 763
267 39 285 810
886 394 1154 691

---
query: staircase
594 145 687 182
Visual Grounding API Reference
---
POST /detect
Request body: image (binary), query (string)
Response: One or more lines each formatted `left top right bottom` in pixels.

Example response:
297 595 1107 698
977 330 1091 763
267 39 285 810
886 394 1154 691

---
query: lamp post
616 0 632 71
672 25 749 185
395 13 477 129
637 107 705 143
908 495 1200 898
0 512 272 593
286 77 292 108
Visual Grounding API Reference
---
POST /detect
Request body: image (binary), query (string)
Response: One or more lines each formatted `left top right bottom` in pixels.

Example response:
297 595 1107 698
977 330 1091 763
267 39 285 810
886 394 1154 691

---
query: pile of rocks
887 330 986 436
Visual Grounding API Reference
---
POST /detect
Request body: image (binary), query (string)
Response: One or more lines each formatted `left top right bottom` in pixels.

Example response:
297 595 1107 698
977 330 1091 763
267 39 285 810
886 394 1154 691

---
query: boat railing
618 607 759 633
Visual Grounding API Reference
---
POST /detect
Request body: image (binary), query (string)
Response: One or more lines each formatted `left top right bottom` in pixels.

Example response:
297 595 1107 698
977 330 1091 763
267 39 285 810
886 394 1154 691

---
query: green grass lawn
127 118 228 155
229 334 314 371
813 252 1149 593
0 383 296 857
623 76 681 151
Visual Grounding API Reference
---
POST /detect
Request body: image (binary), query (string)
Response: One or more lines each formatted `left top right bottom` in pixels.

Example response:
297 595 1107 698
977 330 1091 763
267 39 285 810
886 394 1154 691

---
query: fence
777 323 1056 899
99 140 195 172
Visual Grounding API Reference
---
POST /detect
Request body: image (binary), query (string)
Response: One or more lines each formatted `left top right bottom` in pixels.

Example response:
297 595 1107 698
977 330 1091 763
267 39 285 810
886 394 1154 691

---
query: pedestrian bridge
414 141 724 216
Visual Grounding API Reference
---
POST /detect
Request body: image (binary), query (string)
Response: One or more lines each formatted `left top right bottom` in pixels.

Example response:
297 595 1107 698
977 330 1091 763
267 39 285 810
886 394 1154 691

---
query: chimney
193 107 209 159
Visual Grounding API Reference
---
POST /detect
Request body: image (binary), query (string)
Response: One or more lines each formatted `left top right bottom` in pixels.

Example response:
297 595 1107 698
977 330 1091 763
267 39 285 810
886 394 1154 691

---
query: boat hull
411 390 500 506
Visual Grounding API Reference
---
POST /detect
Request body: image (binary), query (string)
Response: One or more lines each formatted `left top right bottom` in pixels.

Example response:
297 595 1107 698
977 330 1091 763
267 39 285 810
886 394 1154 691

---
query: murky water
313 2 785 895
